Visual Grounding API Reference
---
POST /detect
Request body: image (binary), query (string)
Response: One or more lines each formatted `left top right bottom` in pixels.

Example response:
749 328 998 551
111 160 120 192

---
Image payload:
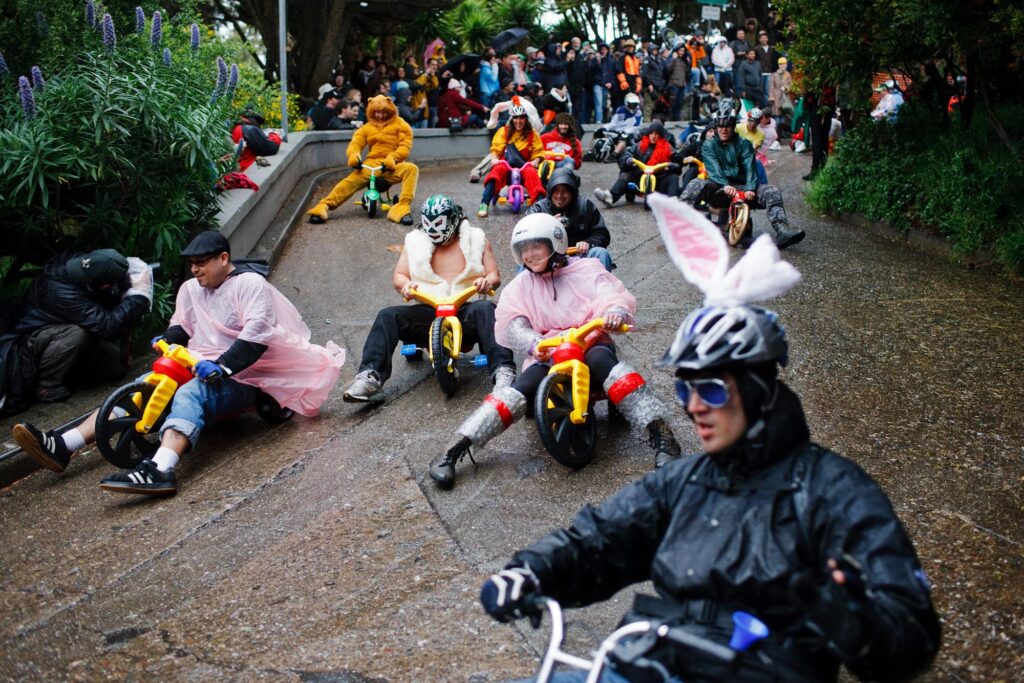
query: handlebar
534 318 630 352
631 158 671 173
153 339 201 370
403 284 494 308
362 164 383 172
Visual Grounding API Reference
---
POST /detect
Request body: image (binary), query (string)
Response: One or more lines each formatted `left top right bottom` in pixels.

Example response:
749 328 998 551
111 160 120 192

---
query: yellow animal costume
307 95 419 224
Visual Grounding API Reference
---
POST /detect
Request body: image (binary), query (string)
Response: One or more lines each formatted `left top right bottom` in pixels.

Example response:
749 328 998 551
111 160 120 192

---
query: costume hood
366 95 397 125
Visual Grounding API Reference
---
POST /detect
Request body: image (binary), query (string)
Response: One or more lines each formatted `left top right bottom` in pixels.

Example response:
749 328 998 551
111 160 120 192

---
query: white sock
152 447 179 472
61 429 87 453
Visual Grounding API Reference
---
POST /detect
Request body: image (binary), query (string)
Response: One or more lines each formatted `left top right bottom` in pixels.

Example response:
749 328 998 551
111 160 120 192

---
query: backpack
0 333 38 418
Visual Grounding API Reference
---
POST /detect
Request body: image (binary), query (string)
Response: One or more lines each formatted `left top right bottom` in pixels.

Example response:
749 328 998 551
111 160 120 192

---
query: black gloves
790 555 873 661
480 564 543 627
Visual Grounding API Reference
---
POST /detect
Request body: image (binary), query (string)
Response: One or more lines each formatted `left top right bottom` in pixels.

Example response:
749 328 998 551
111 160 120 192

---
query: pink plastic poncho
495 258 637 370
170 272 345 416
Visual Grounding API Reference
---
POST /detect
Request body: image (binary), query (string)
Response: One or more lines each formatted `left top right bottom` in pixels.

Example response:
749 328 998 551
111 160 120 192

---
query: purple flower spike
31 66 45 91
0 51 9 76
135 6 145 34
150 11 162 47
226 63 239 97
163 47 171 66
190 23 200 52
86 0 96 28
19 76 37 119
102 13 116 51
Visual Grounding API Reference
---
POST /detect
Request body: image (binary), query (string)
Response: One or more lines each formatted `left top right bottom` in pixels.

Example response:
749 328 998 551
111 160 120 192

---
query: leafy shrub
808 104 1024 272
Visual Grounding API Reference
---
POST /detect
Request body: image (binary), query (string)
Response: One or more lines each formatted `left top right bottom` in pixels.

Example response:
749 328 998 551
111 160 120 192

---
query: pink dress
170 271 345 416
495 258 636 370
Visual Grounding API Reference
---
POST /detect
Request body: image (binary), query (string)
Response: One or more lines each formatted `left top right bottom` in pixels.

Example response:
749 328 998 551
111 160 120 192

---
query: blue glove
193 360 224 383
480 565 542 627
150 335 165 351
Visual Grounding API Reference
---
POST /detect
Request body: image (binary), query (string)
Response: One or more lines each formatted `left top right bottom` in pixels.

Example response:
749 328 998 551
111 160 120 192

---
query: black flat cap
180 231 231 258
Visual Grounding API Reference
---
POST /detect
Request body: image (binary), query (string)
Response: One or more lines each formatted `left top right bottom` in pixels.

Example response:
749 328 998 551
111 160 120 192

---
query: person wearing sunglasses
480 303 940 682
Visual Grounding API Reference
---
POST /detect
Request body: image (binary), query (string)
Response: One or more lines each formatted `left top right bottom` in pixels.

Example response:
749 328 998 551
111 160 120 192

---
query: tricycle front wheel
95 381 164 469
534 373 596 469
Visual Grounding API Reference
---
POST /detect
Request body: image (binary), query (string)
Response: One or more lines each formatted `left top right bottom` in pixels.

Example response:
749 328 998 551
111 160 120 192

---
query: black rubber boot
429 436 472 489
648 419 682 469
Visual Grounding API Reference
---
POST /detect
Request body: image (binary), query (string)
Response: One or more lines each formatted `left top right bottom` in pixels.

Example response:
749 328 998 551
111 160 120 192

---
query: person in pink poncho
428 213 681 489
13 232 345 498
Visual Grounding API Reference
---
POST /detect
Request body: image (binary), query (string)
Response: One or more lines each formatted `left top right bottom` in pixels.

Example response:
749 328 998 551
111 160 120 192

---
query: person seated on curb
427 213 681 489
539 113 583 172
594 119 682 208
230 107 282 171
476 103 546 218
343 195 516 404
12 232 345 497
307 94 419 226
469 95 543 183
6 249 152 407
525 167 612 272
680 106 805 249
437 78 490 129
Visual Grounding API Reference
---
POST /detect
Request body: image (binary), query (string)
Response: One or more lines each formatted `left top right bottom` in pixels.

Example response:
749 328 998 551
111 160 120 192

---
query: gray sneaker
343 370 385 404
492 366 516 389
593 188 614 208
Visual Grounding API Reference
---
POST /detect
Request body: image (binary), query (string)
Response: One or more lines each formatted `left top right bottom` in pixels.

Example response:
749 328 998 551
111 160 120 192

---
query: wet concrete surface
1 147 1022 681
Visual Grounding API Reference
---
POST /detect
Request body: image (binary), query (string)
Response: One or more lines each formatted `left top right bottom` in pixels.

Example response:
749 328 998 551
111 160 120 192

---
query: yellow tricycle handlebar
403 285 495 308
630 158 671 174
683 156 707 179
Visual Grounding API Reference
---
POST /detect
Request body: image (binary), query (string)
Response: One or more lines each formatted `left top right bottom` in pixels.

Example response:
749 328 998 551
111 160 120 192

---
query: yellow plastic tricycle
533 317 629 468
400 285 494 396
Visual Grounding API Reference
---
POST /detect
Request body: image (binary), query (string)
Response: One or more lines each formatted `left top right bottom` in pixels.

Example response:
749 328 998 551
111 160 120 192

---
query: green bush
808 104 1024 273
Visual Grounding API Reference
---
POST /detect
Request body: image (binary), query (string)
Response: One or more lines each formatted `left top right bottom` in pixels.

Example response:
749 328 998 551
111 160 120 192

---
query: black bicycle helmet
658 305 788 375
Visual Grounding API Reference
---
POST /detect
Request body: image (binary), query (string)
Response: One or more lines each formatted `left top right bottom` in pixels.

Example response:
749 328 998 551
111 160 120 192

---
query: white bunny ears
647 193 801 307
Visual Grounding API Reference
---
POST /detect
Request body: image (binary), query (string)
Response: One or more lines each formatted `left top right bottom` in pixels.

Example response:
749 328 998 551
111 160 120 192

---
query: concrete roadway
1 149 1022 681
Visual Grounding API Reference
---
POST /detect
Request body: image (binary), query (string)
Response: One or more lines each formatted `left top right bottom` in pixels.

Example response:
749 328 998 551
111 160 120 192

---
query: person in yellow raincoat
307 95 420 225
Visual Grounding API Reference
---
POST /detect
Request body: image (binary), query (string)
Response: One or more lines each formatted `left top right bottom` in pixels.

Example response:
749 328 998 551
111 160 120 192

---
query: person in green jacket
680 106 805 250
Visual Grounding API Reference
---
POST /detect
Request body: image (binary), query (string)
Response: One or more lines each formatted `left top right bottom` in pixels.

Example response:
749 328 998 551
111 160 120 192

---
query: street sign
701 5 722 20
697 0 728 6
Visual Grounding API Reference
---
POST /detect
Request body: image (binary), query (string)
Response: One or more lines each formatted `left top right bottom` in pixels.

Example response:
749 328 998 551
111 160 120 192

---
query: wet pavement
1 147 1022 681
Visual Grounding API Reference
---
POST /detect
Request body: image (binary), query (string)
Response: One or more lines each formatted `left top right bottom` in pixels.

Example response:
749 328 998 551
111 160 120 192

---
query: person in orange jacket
614 38 643 109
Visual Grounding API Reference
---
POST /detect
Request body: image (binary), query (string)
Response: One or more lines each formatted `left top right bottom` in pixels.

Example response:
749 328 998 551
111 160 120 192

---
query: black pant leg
585 344 619 389
458 300 515 375
357 304 435 381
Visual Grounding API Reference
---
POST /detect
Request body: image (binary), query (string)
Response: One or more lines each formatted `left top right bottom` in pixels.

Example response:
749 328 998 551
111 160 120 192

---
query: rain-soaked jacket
513 384 941 682
701 133 759 191
525 167 609 248
168 261 344 416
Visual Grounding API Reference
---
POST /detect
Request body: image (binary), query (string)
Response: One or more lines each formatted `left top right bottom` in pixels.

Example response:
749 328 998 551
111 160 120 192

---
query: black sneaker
100 459 177 496
13 423 70 473
429 436 473 489
648 419 682 469
36 385 71 403
399 214 414 226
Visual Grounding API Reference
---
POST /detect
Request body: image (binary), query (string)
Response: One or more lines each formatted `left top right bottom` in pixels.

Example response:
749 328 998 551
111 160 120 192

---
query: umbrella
491 28 529 52
443 53 481 79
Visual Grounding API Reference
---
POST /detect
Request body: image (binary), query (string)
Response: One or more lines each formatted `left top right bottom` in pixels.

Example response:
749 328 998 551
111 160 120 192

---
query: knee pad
603 362 667 429
456 386 527 446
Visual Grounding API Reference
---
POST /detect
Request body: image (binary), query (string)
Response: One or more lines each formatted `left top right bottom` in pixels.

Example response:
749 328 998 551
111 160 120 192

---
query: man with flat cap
12 231 345 497
5 248 153 408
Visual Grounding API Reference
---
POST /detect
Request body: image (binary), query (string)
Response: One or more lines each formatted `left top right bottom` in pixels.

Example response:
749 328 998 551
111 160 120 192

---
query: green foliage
429 0 545 55
807 104 1024 272
0 3 266 304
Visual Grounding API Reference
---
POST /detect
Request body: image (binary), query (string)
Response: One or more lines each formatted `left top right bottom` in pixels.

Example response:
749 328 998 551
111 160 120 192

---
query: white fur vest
405 221 487 299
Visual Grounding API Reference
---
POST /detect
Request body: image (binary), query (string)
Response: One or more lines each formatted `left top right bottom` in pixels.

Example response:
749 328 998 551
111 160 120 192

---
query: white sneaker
492 366 516 389
594 188 614 208
343 370 385 404
469 169 481 183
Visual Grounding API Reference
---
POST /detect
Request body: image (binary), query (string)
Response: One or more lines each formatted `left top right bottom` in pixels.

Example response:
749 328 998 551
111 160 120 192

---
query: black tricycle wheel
95 380 165 469
256 392 295 423
534 372 597 469
430 317 459 396
366 196 379 218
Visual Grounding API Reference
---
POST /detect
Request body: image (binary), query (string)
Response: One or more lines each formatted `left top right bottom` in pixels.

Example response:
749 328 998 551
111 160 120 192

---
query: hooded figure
395 85 423 127
540 42 570 90
306 95 420 225
525 167 612 271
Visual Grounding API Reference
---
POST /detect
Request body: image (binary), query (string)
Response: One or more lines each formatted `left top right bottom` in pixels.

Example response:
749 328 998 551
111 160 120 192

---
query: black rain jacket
513 383 941 682
525 166 610 248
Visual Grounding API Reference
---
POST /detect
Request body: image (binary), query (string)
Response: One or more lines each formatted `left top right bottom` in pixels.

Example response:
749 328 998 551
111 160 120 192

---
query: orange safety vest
617 53 642 93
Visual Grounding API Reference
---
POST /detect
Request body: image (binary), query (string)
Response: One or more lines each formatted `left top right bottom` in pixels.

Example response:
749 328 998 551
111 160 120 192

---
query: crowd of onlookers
303 12 800 134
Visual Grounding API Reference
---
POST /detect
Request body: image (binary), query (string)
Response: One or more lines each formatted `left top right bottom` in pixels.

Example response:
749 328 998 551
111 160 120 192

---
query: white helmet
510 213 568 266
624 92 641 108
748 107 763 120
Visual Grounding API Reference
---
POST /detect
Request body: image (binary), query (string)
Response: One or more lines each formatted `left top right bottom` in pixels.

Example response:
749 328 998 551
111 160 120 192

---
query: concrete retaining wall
215 122 694 260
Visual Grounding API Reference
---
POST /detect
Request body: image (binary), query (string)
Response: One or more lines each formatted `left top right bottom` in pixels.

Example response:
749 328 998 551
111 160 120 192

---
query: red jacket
540 130 583 169
437 90 487 128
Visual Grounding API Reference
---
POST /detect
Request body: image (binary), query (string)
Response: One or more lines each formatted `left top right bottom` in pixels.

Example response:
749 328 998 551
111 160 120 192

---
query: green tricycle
354 164 393 219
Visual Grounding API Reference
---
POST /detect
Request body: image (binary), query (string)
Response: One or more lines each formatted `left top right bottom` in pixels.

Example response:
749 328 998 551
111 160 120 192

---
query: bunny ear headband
647 193 800 307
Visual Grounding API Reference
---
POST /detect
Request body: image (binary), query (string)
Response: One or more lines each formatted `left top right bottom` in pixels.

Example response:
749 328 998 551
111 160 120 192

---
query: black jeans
358 301 514 382
512 344 618 401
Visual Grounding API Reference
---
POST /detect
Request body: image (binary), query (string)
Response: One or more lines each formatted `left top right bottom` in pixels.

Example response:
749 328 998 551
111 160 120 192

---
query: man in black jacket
481 303 941 683
13 249 152 404
525 167 612 271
